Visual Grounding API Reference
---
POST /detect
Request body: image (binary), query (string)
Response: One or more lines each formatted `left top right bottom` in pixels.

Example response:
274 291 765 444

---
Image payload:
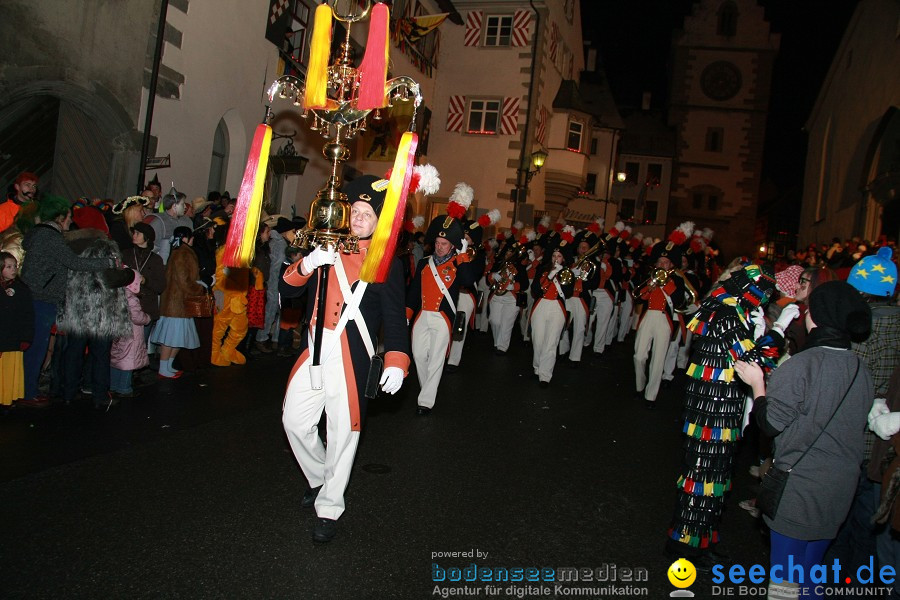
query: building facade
800 0 900 247
666 0 779 260
425 0 586 228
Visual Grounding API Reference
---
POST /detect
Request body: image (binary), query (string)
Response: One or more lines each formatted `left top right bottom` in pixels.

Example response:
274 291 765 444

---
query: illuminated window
467 99 501 134
567 120 583 152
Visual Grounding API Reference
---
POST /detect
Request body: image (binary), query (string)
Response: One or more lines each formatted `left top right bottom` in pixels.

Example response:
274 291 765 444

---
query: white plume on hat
449 182 474 209
485 208 501 225
412 215 425 229
413 164 441 196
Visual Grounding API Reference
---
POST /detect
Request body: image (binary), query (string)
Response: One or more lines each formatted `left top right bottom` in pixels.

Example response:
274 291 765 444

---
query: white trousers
616 292 633 342
605 302 619 348
633 310 671 402
282 330 360 520
563 296 588 362
475 277 490 332
447 292 474 367
489 293 518 352
662 327 682 381
591 290 615 353
677 329 694 370
412 310 450 409
531 299 565 383
519 288 534 341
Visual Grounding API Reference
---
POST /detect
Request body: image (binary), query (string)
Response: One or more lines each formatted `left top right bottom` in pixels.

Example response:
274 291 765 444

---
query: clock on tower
700 61 742 101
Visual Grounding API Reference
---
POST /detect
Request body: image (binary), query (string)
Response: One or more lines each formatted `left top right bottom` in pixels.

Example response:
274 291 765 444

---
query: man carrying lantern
281 175 410 544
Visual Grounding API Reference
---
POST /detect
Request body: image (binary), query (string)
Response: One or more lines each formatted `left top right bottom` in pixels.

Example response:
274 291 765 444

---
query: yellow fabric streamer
303 3 333 110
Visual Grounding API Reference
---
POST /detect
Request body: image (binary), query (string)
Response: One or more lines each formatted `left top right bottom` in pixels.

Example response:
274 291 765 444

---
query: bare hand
733 360 765 395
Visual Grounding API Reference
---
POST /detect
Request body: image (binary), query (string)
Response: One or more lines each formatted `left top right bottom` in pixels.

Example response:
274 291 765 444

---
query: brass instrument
571 239 604 281
633 267 673 296
557 266 574 286
632 267 698 314
673 269 698 314
491 261 517 295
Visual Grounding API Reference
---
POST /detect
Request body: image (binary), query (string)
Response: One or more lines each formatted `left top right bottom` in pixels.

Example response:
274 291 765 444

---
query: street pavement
0 328 772 599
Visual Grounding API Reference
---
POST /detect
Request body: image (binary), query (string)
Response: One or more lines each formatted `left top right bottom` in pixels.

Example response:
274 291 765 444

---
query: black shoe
444 364 458 374
644 400 657 410
568 359 580 368
416 406 432 417
301 485 322 509
539 381 549 389
494 349 507 356
313 517 337 543
661 379 673 389
633 391 644 402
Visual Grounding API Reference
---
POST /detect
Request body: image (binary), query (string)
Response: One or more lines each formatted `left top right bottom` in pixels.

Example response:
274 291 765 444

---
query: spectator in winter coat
110 269 151 398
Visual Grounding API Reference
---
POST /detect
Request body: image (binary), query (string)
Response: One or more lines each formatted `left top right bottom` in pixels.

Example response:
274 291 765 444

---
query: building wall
667 0 779 261
427 0 583 229
0 0 157 198
149 0 281 202
800 0 900 246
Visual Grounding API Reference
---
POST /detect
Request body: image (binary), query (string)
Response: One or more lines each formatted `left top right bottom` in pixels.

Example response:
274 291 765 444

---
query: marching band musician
406 184 479 416
475 239 496 333
488 237 529 355
530 233 576 387
558 226 599 365
281 175 410 544
589 222 624 356
633 222 693 409
446 210 498 373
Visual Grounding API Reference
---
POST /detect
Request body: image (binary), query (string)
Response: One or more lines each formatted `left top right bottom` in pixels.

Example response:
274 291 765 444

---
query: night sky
580 0 860 194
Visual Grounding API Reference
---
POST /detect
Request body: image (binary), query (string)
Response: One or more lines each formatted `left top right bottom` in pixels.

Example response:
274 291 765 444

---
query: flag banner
265 0 295 47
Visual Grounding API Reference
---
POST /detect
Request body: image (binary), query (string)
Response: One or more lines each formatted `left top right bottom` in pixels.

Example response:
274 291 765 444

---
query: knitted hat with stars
848 246 897 298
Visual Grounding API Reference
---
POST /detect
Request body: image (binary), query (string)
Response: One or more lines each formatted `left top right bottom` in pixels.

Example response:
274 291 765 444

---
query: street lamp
512 148 549 224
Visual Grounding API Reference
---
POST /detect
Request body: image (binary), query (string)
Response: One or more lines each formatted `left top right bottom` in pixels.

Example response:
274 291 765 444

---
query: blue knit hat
848 246 897 298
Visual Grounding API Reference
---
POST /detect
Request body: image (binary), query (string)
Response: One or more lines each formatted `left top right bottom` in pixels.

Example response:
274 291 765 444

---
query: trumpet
570 239 604 281
633 267 673 295
633 268 698 314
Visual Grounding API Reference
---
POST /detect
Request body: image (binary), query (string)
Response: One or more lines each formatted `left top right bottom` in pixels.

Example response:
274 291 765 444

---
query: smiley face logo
667 559 696 588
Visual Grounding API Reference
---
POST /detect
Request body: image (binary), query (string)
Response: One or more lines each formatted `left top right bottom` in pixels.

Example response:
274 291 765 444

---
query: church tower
667 0 779 260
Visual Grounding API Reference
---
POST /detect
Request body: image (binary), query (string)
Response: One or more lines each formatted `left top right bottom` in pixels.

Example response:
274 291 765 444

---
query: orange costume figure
211 245 249 366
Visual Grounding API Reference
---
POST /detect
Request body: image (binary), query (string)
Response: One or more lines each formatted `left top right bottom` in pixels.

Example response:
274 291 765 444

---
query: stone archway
0 78 139 200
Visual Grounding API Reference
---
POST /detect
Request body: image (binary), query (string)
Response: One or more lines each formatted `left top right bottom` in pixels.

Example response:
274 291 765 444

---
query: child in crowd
0 252 34 410
110 268 150 398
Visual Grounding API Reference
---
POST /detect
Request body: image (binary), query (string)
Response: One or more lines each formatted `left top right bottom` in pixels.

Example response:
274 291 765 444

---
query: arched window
717 1 738 37
207 118 229 194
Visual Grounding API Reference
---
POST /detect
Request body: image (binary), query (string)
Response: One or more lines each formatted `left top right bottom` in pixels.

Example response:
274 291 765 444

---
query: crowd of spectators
0 171 306 411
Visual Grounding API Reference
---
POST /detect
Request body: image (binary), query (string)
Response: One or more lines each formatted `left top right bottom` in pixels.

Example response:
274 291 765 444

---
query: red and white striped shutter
511 10 531 47
549 22 559 62
464 11 482 46
500 97 520 135
446 95 465 132
535 106 548 145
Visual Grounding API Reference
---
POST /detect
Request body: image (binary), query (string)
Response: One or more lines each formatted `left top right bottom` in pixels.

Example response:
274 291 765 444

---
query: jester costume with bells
666 264 784 560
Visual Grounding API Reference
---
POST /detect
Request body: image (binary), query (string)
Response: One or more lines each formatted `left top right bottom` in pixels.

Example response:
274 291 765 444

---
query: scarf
433 251 455 267
801 325 850 351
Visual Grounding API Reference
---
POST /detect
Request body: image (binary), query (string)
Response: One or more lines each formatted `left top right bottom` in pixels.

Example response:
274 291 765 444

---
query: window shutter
447 95 465 132
464 11 482 46
535 106 548 145
549 23 559 62
501 97 520 135
512 10 531 47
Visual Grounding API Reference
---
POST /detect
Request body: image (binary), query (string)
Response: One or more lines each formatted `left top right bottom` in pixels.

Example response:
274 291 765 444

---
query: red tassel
357 3 389 110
